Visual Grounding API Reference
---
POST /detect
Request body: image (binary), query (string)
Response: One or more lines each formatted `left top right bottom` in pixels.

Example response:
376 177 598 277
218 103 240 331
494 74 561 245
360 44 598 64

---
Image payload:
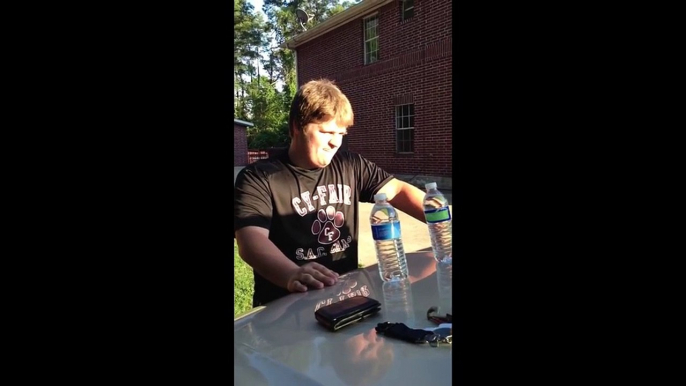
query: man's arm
235 226 339 292
377 178 426 223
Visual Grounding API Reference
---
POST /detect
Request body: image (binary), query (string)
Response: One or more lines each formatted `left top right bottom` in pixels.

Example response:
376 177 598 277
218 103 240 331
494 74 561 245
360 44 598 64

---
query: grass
234 239 254 317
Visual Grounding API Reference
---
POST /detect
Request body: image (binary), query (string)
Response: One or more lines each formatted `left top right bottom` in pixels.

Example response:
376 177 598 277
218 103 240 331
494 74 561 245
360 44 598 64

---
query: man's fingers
290 280 308 292
288 264 340 292
299 273 324 289
308 269 337 286
306 263 339 284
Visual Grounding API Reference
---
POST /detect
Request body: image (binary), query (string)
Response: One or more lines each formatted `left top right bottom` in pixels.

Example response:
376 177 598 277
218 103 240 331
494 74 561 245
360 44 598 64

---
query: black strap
375 322 438 344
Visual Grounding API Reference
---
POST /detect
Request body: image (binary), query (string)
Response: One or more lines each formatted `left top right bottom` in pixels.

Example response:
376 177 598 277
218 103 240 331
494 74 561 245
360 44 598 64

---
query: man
234 79 428 307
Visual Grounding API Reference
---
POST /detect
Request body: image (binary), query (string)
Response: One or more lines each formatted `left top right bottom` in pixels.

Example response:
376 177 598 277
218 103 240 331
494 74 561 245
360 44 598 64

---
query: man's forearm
383 180 427 223
236 234 299 290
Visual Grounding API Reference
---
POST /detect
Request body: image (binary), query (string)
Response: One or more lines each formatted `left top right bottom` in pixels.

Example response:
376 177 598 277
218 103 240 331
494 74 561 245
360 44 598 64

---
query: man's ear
292 123 307 139
289 122 299 139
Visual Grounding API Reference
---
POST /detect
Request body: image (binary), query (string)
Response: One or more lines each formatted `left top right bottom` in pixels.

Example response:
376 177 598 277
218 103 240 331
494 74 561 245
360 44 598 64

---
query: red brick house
234 118 253 166
284 0 452 186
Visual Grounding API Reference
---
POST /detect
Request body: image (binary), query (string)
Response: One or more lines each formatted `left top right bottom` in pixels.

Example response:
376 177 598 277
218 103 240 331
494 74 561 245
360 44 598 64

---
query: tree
234 0 356 148
260 0 354 104
245 76 290 149
234 0 266 118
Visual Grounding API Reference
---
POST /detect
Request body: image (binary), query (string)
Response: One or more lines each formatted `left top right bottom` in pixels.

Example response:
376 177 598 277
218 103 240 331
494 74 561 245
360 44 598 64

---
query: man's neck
287 145 318 170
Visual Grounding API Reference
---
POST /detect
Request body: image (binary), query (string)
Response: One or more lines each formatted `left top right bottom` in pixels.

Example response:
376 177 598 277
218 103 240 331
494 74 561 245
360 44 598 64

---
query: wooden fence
247 149 269 164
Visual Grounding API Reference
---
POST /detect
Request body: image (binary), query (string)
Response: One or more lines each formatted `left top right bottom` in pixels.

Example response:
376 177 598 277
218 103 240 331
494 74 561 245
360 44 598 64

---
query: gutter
282 0 393 49
234 119 254 127
294 50 298 87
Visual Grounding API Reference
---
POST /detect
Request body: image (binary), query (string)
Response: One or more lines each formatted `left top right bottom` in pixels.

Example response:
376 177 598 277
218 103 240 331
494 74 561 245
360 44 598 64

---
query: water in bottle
436 259 452 315
370 193 408 281
423 182 452 262
382 278 415 325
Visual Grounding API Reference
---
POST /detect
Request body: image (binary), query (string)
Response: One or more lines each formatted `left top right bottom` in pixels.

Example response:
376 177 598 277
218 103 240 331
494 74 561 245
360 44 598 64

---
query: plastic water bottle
436 260 452 315
382 278 415 325
370 193 408 281
423 182 452 262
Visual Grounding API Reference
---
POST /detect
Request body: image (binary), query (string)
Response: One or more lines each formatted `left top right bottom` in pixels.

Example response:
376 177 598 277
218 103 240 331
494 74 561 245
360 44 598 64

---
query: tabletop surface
234 250 453 386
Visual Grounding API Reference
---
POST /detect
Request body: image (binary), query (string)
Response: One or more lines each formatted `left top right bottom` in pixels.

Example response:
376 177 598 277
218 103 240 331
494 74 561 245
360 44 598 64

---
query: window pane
409 115 414 127
409 104 414 115
402 117 409 128
408 129 414 152
396 128 414 153
366 17 377 35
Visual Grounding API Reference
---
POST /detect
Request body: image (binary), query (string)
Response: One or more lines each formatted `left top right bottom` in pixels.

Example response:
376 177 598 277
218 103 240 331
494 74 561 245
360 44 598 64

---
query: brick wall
234 123 249 166
296 0 452 178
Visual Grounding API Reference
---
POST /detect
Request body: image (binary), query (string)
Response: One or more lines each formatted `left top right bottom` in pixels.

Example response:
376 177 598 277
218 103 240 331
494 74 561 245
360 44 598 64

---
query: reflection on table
234 250 453 386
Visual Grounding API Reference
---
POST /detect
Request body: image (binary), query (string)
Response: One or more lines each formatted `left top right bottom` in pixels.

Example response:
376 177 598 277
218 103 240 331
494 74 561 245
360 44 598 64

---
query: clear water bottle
370 192 408 281
423 182 452 262
436 260 452 315
382 278 415 325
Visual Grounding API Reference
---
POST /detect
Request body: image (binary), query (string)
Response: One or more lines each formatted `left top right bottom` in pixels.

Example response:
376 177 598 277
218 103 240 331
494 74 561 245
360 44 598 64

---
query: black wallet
315 296 382 331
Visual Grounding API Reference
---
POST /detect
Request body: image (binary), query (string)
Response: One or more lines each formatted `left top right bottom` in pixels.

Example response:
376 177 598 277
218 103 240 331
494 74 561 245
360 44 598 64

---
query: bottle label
371 222 401 240
424 207 451 223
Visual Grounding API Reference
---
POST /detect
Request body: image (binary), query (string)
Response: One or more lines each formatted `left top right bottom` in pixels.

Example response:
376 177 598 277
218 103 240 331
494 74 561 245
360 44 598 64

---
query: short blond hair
288 79 354 138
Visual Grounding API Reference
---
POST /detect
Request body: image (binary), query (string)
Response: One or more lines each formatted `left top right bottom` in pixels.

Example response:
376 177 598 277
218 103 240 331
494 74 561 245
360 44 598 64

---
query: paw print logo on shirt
311 206 345 244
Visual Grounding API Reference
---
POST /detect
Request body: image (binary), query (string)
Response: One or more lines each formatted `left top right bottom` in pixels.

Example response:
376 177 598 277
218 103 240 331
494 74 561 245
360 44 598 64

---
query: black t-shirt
234 150 394 306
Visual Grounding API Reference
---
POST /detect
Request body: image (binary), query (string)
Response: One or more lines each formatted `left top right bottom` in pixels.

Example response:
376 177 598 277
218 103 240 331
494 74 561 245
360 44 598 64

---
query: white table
234 250 453 386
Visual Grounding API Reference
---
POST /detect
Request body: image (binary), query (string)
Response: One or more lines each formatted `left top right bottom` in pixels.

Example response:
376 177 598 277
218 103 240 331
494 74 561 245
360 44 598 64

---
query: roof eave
282 0 393 49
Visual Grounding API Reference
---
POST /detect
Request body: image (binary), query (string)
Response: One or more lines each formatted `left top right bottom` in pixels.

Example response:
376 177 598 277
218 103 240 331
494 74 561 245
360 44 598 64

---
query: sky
248 0 265 17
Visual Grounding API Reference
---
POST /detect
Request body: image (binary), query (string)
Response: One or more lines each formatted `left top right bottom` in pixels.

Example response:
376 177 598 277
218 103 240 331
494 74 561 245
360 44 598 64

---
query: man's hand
378 178 427 224
236 226 340 293
287 262 340 292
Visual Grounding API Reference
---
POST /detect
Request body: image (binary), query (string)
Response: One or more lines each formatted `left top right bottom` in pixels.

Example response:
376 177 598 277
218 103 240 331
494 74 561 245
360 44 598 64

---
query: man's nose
329 134 343 148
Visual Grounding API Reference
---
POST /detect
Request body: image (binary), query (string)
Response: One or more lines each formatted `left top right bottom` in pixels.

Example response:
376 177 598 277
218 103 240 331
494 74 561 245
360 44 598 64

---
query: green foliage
245 76 290 149
235 0 356 148
234 240 255 317
234 0 267 119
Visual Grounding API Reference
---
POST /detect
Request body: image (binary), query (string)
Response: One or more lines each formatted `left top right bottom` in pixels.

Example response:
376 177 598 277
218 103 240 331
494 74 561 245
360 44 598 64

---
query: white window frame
401 0 414 21
363 15 379 65
395 104 414 153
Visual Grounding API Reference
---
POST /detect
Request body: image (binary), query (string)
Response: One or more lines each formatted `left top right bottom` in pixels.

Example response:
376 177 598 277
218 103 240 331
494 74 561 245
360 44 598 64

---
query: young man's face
294 118 348 168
